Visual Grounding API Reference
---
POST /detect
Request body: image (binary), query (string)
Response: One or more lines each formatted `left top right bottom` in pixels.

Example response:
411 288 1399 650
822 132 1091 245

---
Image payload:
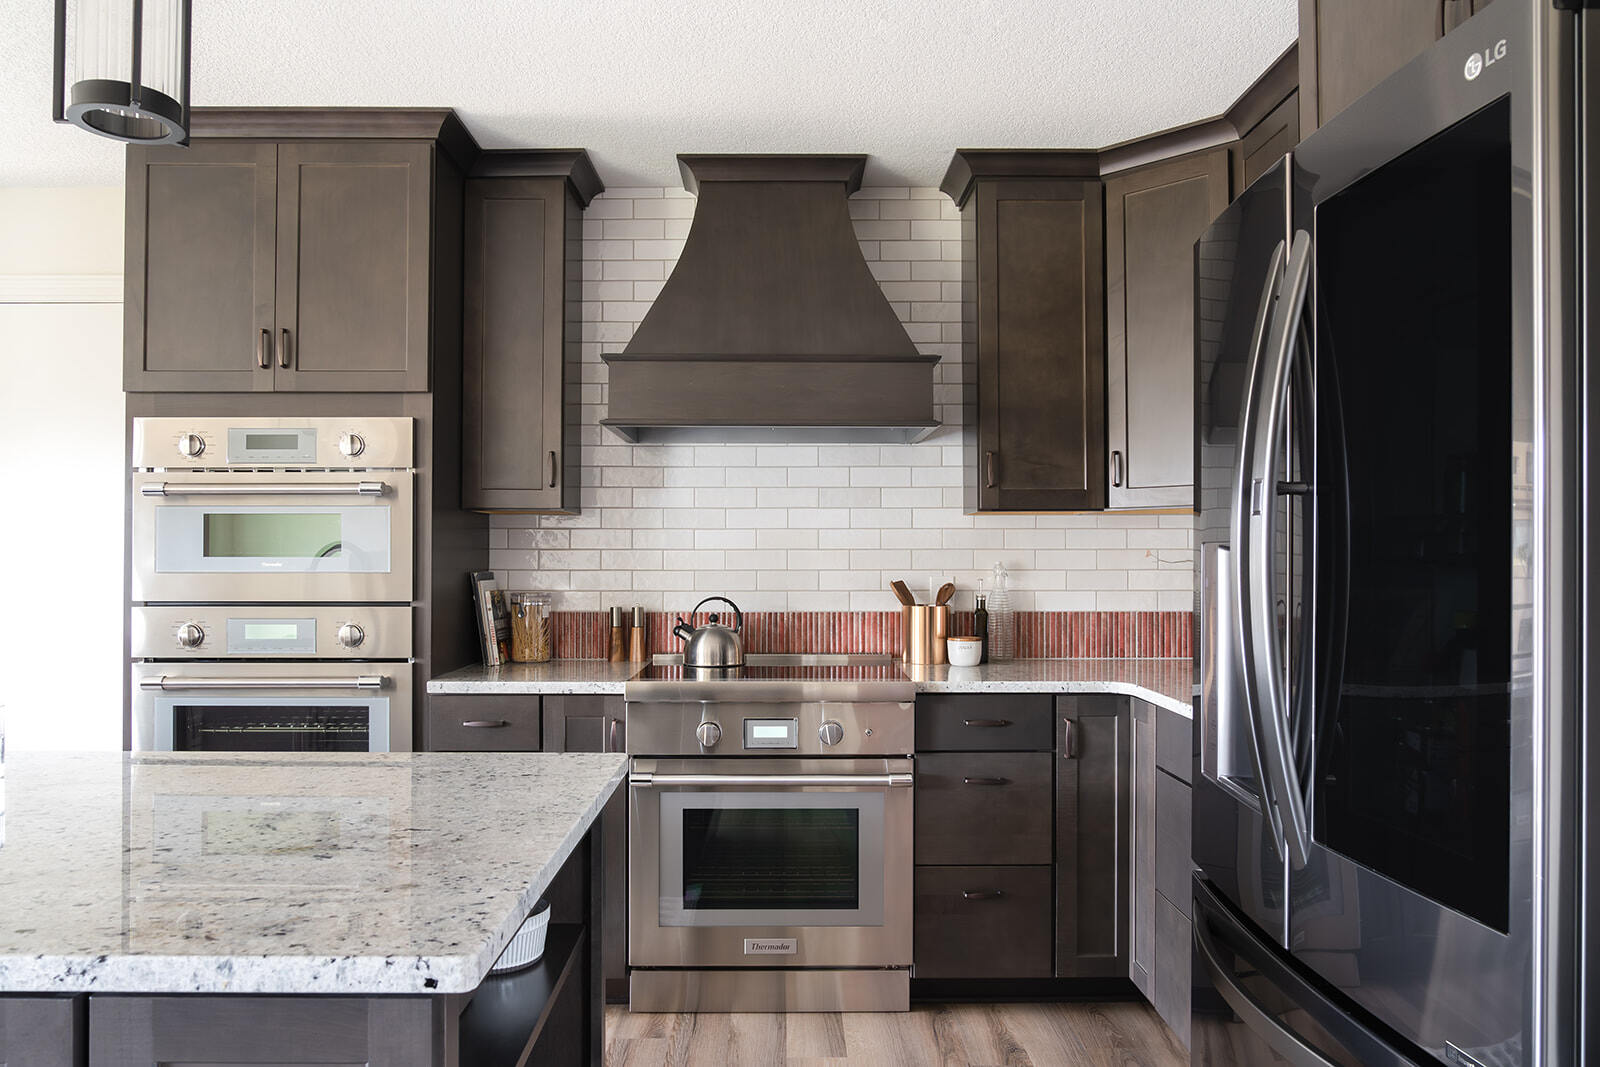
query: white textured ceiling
1 0 1296 190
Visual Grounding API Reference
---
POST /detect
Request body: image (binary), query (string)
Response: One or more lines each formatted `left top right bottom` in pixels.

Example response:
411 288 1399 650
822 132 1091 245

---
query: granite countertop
429 658 1193 716
0 751 626 996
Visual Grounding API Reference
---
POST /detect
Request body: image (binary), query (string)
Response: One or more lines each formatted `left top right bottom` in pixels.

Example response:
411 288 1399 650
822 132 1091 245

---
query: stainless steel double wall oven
130 417 416 752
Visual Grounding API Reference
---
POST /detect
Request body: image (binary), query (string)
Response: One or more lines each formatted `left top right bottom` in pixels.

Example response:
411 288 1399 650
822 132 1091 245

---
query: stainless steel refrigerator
1191 1 1593 1063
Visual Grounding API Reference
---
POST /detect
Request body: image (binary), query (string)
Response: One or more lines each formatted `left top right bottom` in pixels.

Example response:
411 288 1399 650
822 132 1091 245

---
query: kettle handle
689 596 743 633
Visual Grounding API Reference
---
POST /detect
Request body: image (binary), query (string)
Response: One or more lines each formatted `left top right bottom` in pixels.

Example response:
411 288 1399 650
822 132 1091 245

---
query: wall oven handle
1241 228 1314 870
630 772 913 788
141 481 388 498
140 675 386 691
1229 236 1290 862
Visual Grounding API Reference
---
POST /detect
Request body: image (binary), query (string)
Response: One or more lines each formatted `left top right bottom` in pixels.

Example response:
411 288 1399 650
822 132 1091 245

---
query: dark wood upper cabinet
124 113 469 394
1104 149 1228 510
947 155 1106 513
274 142 433 392
1236 91 1300 197
1299 0 1465 133
462 152 599 512
124 142 277 393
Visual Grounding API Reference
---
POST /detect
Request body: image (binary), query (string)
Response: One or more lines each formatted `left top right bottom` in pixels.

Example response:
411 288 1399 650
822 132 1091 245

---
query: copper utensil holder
901 605 949 665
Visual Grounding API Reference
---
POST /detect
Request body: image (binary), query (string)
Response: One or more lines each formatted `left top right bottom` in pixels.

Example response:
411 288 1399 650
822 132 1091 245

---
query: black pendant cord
129 0 144 109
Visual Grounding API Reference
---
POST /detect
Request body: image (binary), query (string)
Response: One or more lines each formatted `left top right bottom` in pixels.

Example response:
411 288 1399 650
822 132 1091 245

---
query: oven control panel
131 417 414 470
626 700 914 757
131 605 412 660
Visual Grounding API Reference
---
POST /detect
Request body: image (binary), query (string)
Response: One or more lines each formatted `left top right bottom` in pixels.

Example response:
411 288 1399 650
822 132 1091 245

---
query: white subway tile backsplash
490 186 1196 612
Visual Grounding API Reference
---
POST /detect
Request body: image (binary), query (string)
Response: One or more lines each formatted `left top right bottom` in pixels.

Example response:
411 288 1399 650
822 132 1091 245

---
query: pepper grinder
628 606 648 661
974 593 990 665
608 606 627 662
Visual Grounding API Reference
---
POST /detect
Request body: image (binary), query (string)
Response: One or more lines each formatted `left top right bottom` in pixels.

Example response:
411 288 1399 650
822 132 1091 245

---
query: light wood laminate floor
605 1000 1186 1066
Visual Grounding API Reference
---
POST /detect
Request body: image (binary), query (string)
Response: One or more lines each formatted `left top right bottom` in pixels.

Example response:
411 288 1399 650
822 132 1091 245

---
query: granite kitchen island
0 750 626 1066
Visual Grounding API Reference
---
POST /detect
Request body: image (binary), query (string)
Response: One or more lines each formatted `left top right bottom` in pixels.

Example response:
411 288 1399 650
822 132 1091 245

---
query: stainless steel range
625 655 914 1013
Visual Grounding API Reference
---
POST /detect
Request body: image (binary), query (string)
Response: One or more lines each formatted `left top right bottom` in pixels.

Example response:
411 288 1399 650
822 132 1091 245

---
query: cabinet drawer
915 694 1054 751
426 693 541 751
915 753 1053 866
913 866 1053 979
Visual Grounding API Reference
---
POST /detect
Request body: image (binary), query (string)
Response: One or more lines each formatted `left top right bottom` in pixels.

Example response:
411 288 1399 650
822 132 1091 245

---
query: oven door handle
140 481 388 498
140 675 386 691
629 772 914 788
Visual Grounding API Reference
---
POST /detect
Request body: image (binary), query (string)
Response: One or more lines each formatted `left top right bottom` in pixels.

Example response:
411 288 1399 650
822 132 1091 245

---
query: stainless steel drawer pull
140 676 385 691
141 481 387 498
962 776 1010 786
630 772 914 788
962 718 1011 728
962 889 1005 901
461 719 509 728
257 327 271 369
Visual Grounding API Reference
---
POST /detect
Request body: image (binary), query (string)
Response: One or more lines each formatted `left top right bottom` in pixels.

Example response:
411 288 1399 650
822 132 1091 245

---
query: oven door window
659 791 885 927
153 505 391 573
157 697 386 753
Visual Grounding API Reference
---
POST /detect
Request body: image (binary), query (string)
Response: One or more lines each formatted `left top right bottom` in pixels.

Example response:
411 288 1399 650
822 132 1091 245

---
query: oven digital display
227 427 317 464
227 618 316 654
243 622 301 641
743 718 798 749
244 433 301 451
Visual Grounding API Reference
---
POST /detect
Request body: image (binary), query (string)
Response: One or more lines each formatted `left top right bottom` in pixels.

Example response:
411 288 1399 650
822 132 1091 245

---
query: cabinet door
274 142 432 392
1056 695 1129 977
124 142 276 392
1235 92 1300 198
0 995 85 1067
975 179 1105 511
541 695 627 1000
1104 150 1227 510
462 178 570 510
1299 0 1444 132
1128 702 1157 998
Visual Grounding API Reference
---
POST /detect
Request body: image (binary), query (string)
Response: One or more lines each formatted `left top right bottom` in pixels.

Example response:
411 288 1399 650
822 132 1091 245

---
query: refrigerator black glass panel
681 808 860 910
175 705 372 752
1313 96 1512 932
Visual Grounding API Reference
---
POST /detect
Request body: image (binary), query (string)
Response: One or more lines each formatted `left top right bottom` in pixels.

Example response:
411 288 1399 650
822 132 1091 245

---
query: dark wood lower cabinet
913 866 1054 979
914 752 1053 866
1129 701 1157 1000
426 692 542 751
541 695 629 1002
0 995 85 1066
1056 696 1130 978
1152 891 1193 1048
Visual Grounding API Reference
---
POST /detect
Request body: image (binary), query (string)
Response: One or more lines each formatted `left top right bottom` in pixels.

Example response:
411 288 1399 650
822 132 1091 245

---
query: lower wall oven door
131 662 413 753
629 757 913 969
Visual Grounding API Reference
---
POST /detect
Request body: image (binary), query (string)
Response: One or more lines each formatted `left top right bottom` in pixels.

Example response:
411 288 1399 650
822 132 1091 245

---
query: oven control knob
176 623 205 649
696 721 722 748
338 432 366 458
818 720 845 747
337 622 366 649
176 433 205 459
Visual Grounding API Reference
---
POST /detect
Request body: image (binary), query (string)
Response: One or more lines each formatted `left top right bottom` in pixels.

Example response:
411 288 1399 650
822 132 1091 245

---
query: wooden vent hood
600 154 940 444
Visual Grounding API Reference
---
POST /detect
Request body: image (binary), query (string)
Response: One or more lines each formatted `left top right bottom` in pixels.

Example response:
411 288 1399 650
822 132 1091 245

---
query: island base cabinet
0 995 85 1067
88 995 449 1066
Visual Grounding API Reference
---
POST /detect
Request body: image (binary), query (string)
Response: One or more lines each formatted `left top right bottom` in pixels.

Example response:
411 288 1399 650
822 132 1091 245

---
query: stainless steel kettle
672 596 744 668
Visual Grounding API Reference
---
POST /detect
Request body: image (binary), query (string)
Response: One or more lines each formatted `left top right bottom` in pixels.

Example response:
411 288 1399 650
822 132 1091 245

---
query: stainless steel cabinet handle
607 718 621 753
1111 450 1123 488
962 718 1011 728
962 776 1010 786
549 451 558 489
1062 719 1077 758
140 676 384 691
984 451 997 489
278 327 291 369
630 772 914 788
257 327 270 369
961 889 1005 901
141 481 387 498
461 720 509 728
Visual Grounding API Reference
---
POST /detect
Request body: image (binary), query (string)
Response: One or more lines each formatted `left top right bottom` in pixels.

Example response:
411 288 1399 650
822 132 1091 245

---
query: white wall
493 186 1196 614
0 187 125 750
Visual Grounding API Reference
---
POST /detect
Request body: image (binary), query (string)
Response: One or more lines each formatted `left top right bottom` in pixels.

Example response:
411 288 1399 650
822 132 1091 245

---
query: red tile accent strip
546 610 1193 660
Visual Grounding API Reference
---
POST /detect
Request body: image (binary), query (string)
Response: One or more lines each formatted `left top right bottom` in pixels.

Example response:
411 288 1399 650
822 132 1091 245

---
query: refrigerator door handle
1244 228 1315 870
1230 237 1290 857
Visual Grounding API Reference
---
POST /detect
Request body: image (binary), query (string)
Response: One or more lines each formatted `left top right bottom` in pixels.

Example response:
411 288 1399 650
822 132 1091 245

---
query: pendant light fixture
52 0 191 145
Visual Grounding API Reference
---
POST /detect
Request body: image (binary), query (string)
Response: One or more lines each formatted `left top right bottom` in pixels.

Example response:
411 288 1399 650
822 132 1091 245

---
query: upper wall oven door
132 471 415 603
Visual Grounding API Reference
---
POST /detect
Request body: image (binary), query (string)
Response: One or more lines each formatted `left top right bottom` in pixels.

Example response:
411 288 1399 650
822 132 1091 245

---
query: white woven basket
489 898 551 974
